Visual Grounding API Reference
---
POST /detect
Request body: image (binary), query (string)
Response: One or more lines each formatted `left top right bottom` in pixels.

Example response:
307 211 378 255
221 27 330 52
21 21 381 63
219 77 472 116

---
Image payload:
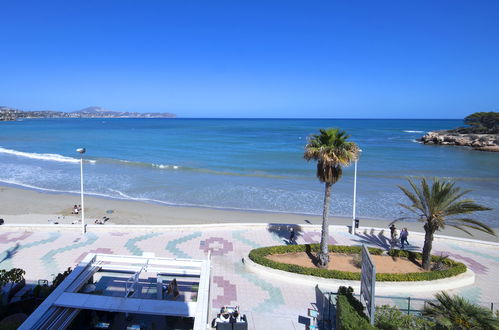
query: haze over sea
0 118 497 226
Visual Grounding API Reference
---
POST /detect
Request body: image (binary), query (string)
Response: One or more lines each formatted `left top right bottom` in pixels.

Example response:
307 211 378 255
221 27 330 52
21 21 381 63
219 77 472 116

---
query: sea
0 118 498 226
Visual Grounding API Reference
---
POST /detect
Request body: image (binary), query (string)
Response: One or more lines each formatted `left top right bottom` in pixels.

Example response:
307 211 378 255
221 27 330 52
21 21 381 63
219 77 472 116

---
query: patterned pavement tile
165 231 202 258
0 225 498 329
124 232 163 256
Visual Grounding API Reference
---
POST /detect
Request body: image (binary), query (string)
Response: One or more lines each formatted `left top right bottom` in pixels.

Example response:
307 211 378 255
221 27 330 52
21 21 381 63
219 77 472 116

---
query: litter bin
354 219 359 229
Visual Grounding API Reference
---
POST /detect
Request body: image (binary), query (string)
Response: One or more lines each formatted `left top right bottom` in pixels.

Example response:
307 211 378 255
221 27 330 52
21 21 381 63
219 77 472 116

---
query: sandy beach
0 184 498 243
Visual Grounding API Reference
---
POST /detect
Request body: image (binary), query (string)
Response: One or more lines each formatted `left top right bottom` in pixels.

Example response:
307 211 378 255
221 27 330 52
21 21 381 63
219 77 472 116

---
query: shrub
423 292 499 330
375 305 434 330
248 245 466 281
336 286 375 330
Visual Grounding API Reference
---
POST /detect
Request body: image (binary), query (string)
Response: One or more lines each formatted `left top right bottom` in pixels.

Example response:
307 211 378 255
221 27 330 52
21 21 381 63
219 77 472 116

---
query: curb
1 222 498 247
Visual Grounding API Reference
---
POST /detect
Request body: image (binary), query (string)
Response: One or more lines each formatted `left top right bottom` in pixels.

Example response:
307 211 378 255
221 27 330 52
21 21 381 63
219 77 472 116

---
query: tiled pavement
1 225 498 329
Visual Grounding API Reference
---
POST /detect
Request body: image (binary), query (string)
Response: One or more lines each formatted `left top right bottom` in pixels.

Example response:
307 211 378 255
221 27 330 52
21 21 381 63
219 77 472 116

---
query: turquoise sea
0 118 497 225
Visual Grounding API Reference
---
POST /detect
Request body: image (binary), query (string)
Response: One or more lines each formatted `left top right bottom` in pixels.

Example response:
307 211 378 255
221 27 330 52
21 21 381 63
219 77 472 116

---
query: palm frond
447 218 496 236
398 177 493 236
304 128 359 184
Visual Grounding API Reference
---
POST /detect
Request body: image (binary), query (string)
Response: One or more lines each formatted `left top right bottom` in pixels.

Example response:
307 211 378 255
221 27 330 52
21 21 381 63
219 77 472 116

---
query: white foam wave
0 147 96 164
0 179 80 194
412 139 423 144
117 159 179 169
152 163 180 170
403 130 424 133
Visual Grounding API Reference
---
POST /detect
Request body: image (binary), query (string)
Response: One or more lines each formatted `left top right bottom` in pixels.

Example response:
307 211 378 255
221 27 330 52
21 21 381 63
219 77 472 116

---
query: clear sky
1 1 498 118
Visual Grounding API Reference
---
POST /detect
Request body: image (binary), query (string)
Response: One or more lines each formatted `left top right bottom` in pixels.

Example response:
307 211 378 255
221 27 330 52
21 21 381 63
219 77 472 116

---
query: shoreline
1 184 498 243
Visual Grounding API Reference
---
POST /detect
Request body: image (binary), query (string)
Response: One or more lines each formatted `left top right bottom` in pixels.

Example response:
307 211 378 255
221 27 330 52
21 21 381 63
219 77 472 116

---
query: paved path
0 225 498 329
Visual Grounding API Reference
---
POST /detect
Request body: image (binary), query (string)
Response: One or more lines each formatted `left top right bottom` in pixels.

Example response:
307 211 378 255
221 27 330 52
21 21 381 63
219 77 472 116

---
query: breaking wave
0 147 96 164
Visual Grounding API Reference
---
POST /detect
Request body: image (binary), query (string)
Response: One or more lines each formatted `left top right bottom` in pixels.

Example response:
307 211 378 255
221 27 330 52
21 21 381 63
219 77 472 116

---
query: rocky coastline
421 131 499 152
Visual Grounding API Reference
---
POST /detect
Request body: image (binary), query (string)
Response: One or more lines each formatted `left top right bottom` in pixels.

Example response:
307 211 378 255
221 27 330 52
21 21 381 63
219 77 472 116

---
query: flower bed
248 244 466 282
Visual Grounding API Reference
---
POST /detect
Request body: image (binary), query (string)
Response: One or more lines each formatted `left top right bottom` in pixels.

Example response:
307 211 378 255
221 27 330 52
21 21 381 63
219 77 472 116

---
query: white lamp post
352 149 362 235
76 148 86 234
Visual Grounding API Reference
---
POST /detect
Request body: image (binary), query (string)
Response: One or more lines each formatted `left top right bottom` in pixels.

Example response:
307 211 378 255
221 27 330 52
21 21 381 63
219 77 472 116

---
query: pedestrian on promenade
289 228 296 244
389 224 397 240
400 228 409 249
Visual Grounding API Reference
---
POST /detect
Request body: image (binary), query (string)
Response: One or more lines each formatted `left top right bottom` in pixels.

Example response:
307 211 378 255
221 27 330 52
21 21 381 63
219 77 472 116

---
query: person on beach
400 228 409 249
72 205 79 214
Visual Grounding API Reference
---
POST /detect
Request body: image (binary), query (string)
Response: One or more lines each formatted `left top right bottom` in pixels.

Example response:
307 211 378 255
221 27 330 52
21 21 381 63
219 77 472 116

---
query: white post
77 148 86 234
80 156 85 234
352 159 358 235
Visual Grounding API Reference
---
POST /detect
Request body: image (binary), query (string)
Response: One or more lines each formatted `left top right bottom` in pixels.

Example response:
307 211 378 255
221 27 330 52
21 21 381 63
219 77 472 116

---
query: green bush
375 305 434 330
336 286 375 330
248 245 466 281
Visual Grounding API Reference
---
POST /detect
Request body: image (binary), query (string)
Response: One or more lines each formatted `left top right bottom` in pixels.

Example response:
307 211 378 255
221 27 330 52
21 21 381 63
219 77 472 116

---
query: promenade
1 224 498 329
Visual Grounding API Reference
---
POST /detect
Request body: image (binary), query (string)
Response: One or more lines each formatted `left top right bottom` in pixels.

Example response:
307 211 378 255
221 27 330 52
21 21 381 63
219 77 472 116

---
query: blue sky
0 1 498 118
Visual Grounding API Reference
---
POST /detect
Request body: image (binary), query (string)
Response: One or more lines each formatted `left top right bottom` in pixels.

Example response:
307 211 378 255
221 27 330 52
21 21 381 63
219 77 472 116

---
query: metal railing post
407 297 411 315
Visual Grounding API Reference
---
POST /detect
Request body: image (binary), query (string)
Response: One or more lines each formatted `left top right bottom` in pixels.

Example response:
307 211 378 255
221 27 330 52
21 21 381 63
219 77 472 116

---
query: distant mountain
73 106 176 118
0 105 176 120
73 106 117 115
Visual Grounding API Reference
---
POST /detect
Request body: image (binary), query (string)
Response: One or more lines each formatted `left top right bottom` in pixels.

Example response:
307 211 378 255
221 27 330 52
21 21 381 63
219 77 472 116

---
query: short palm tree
423 291 499 329
398 177 494 270
304 128 359 267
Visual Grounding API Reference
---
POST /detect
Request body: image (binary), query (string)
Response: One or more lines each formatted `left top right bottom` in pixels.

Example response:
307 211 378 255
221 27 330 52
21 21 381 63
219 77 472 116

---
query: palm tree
304 128 359 267
423 291 499 329
398 177 494 270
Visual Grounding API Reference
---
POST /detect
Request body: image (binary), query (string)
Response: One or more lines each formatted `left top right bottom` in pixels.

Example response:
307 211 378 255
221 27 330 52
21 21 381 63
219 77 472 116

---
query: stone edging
243 254 475 294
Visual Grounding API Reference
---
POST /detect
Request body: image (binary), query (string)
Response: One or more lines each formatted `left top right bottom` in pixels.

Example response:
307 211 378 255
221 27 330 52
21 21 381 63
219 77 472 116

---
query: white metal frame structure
360 244 376 325
20 253 211 330
351 149 362 235
76 147 86 235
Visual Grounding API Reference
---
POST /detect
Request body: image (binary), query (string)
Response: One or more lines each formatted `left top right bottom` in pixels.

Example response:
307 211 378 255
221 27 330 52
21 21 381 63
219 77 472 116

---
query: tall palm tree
398 177 494 270
423 291 499 329
304 128 359 267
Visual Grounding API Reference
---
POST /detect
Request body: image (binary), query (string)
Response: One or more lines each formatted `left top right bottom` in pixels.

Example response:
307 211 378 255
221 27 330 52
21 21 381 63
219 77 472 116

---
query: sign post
360 244 376 325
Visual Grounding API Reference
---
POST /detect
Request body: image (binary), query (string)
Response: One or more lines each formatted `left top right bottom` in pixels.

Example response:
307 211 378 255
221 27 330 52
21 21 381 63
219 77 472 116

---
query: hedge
248 244 466 282
336 286 375 330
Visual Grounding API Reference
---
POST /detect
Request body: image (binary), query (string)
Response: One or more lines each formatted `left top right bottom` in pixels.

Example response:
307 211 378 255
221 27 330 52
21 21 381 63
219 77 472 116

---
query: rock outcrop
421 131 499 152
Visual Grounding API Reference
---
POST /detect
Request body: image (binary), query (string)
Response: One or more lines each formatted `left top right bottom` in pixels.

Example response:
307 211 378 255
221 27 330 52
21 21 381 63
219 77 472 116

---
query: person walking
289 228 296 244
389 224 397 240
400 228 409 249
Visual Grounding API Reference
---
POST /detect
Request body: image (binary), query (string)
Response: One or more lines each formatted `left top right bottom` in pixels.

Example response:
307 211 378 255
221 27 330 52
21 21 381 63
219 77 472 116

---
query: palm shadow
355 228 421 253
0 243 20 263
266 223 303 245
354 229 392 250
305 244 318 266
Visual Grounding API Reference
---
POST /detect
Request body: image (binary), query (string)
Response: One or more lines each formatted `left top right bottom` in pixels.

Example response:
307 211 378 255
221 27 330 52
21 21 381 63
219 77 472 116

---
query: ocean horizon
0 118 497 225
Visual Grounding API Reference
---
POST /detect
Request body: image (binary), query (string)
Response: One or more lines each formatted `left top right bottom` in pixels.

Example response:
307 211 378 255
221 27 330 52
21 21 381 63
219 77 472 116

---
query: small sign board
360 244 376 324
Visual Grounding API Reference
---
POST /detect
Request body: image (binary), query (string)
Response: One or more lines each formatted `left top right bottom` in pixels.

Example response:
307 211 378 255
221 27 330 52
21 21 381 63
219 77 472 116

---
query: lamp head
76 148 86 154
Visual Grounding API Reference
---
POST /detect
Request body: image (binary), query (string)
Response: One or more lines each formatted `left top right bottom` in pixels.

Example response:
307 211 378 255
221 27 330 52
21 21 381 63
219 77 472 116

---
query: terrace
20 253 211 329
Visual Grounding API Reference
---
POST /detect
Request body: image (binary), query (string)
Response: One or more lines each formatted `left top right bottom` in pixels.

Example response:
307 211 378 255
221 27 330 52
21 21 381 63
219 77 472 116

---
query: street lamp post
76 148 86 234
352 149 362 235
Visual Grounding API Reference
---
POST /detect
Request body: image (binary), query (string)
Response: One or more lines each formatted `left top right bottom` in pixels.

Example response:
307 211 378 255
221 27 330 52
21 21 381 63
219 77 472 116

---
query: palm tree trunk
422 223 435 270
317 182 332 268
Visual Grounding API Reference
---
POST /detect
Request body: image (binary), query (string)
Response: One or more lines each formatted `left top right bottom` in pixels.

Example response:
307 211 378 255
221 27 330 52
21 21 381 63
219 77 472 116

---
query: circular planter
245 244 474 294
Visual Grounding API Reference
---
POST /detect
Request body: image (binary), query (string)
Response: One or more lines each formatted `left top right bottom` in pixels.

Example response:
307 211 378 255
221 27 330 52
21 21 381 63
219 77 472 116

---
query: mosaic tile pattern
212 275 237 306
200 237 233 256
124 232 162 256
0 225 497 329
165 231 202 259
